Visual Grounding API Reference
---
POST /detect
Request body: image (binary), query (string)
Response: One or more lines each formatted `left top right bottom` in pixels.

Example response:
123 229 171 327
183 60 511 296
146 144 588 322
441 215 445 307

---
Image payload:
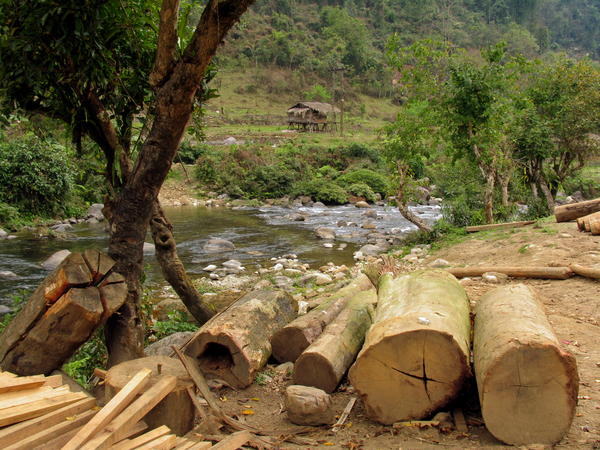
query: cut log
83 249 115 285
293 289 377 393
271 274 373 364
466 220 536 232
104 356 195 436
591 215 600 235
446 266 573 280
576 211 600 231
185 290 296 389
555 197 600 222
348 270 471 425
1 287 104 375
569 264 600 280
473 284 578 445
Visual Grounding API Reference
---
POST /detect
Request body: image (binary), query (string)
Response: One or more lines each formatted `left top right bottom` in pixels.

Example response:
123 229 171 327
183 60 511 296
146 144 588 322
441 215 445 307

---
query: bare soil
190 221 600 450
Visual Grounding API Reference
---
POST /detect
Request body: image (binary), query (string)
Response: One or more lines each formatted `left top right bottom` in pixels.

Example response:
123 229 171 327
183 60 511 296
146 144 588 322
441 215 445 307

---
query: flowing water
0 203 440 308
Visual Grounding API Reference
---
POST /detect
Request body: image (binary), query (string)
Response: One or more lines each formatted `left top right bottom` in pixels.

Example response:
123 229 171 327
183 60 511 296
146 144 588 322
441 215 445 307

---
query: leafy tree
0 0 256 366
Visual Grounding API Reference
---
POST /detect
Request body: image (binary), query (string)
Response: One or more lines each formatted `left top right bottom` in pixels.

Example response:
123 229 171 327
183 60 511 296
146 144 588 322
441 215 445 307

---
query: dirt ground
185 220 600 450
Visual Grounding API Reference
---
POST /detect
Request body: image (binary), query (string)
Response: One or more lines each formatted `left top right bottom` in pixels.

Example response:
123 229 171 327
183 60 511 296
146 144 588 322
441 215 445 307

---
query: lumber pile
0 250 128 376
555 197 600 222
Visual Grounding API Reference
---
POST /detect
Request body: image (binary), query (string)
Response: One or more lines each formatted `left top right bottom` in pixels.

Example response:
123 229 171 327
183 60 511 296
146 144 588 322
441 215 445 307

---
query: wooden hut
286 101 341 132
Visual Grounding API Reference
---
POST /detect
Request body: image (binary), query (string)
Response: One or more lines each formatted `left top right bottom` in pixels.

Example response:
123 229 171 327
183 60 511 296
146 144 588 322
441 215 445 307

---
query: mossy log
184 290 296 389
473 284 579 446
294 289 377 393
348 270 471 425
271 274 373 363
555 197 600 222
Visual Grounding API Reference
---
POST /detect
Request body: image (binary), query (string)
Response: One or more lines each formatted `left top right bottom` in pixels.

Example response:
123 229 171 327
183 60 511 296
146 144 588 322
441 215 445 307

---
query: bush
292 178 348 204
0 134 74 215
178 142 213 164
336 169 389 194
521 198 552 220
441 195 486 227
346 182 376 202
0 202 20 229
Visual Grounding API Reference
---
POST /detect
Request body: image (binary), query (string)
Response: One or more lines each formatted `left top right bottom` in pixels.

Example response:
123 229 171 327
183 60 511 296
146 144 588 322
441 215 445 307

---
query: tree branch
150 0 181 89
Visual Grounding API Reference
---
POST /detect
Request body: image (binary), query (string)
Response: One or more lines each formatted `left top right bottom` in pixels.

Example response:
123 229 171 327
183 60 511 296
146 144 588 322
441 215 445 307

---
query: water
0 203 440 307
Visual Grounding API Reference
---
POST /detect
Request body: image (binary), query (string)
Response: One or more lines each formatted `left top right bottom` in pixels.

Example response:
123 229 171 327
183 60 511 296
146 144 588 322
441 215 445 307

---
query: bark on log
446 266 573 280
576 211 600 231
569 264 600 280
555 197 600 222
185 290 296 389
104 356 194 437
271 274 373 363
591 216 600 235
473 284 578 446
348 270 471 425
293 289 377 393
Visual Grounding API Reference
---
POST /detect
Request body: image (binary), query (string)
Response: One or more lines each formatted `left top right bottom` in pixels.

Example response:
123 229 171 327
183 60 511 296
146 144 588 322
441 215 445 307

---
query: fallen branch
466 221 536 233
332 397 356 433
446 266 573 280
568 264 600 280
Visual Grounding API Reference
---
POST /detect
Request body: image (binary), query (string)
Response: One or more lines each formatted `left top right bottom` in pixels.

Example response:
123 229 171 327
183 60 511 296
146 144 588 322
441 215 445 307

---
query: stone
0 271 18 278
0 305 13 317
363 209 378 219
482 271 509 283
354 201 370 208
314 274 333 285
402 253 418 262
222 259 242 269
315 227 336 240
414 186 430 204
143 242 156 253
52 223 73 231
145 331 195 356
274 361 294 374
285 385 334 426
358 244 384 257
429 258 449 268
87 203 105 220
0 229 7 238
202 264 217 272
323 243 333 249
361 219 376 230
40 249 71 270
337 220 348 227
203 238 235 253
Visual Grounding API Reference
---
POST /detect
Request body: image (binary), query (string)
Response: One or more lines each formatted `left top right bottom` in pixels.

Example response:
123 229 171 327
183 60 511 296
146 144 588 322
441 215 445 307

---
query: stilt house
286 101 341 132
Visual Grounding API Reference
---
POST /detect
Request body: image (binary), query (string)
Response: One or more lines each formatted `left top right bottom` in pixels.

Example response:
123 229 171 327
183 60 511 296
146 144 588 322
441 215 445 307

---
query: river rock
0 271 18 278
0 305 13 317
363 209 378 219
143 242 156 253
315 227 335 240
272 276 294 290
202 264 217 272
297 273 332 286
361 219 376 229
51 223 73 232
415 186 431 204
222 260 242 269
285 385 334 426
203 238 236 253
87 203 105 220
0 229 8 239
313 202 326 208
358 244 385 257
337 220 348 227
145 331 195 357
429 258 450 268
355 201 370 208
40 249 71 270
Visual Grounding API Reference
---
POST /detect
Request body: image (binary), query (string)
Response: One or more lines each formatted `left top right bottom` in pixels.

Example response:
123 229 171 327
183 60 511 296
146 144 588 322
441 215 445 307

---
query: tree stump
271 274 373 363
294 289 376 393
348 270 471 425
184 290 296 389
104 356 194 436
473 284 579 446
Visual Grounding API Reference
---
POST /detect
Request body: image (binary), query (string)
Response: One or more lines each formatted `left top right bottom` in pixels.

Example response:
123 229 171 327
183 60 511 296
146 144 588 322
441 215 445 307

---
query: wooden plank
446 266 573 280
134 434 178 450
210 430 252 450
453 407 468 433
185 442 212 450
0 385 54 407
0 372 17 379
62 368 152 450
0 385 70 410
94 368 108 380
0 397 95 449
43 375 64 388
108 425 171 450
79 375 177 450
466 220 536 232
173 438 194 450
4 408 97 450
0 391 88 427
0 375 47 394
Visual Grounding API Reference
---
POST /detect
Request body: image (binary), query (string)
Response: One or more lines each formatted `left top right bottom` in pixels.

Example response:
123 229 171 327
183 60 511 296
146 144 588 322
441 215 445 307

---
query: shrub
441 195 486 227
521 198 552 220
0 134 74 215
346 182 376 202
336 169 389 194
0 202 20 229
178 142 213 164
292 178 348 204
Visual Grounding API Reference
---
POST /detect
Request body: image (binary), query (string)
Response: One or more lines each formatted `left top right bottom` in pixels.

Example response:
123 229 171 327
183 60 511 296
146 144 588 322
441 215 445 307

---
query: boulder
0 229 7 239
414 186 431 204
203 238 236 253
315 227 336 240
354 201 370 208
87 203 105 220
361 219 376 229
40 249 71 270
285 385 334 426
145 331 195 356
363 209 378 219
0 271 18 278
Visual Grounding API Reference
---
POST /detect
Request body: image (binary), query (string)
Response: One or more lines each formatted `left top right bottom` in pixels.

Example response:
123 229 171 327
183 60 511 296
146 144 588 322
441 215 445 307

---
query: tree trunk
104 0 256 366
473 284 578 446
184 290 296 389
555 197 600 222
538 177 555 210
271 274 373 363
397 200 433 233
483 170 495 223
293 289 376 394
348 271 471 425
150 202 215 325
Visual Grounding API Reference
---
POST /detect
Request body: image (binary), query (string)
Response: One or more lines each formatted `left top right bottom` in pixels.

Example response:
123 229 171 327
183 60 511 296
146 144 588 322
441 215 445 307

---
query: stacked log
576 211 600 235
555 197 600 222
473 284 579 446
349 270 471 425
184 290 297 389
0 250 127 376
293 289 377 393
271 274 373 363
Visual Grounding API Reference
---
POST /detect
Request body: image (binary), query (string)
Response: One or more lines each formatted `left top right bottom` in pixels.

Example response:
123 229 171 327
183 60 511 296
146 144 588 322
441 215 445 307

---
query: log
591 215 600 235
293 289 377 393
569 264 600 280
473 284 579 446
576 211 600 231
348 270 471 425
271 274 373 363
466 220 536 233
185 290 296 389
104 356 195 437
1 287 104 375
555 197 600 222
446 266 573 280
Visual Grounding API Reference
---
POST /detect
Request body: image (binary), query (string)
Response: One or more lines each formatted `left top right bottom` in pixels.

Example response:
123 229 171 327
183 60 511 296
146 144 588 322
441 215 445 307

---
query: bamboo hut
286 102 341 132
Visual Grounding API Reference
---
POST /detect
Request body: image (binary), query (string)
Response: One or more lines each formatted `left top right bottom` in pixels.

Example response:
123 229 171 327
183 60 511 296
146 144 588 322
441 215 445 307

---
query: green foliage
0 134 74 215
62 328 108 389
441 195 486 227
336 169 389 194
345 183 376 202
178 142 213 165
305 85 331 102
149 311 199 342
521 198 552 220
292 178 348 204
0 202 20 229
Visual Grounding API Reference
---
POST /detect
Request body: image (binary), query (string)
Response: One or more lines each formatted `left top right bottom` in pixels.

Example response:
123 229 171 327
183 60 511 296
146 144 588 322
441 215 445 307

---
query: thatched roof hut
287 101 341 132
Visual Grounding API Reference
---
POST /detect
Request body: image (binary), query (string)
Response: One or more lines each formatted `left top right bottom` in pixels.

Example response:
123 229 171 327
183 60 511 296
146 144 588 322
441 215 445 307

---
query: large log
348 270 471 425
185 290 296 389
466 220 536 233
104 356 195 437
446 266 573 280
271 274 373 363
591 215 600 235
576 211 600 231
473 284 578 446
555 197 600 222
293 289 377 393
